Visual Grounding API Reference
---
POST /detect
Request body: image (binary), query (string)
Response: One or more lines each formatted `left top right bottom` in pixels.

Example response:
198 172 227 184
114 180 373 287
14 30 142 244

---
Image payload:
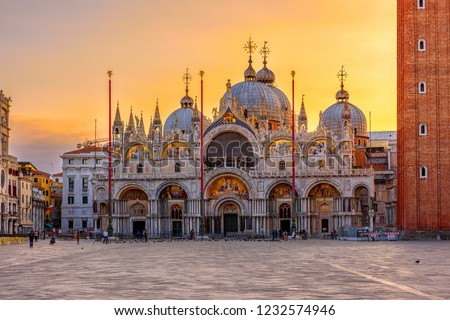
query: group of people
28 229 56 247
271 229 308 241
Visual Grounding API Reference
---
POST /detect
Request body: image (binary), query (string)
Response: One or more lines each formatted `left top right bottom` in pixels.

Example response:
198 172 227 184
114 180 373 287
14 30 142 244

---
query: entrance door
280 220 291 233
172 221 182 237
133 221 145 236
224 214 238 236
321 219 329 233
279 203 291 232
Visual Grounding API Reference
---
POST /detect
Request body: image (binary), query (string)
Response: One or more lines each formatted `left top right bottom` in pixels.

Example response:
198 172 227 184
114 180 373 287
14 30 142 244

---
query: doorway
224 214 238 236
172 221 182 237
133 221 145 237
321 219 329 233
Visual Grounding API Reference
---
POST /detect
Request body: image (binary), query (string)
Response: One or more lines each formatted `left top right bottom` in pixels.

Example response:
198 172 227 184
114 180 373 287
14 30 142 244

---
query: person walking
29 230 34 247
76 230 80 244
102 230 108 244
272 229 277 241
143 230 148 242
34 230 39 242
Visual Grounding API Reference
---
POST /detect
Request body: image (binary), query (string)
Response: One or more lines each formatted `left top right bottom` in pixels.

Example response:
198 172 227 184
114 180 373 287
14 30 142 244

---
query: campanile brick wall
397 0 450 230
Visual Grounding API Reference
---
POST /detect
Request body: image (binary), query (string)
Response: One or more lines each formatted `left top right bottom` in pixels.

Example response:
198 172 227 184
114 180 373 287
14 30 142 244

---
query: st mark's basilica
75 39 378 238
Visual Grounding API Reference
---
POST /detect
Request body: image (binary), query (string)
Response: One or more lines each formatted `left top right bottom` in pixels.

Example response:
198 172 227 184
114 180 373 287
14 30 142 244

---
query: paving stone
0 239 449 299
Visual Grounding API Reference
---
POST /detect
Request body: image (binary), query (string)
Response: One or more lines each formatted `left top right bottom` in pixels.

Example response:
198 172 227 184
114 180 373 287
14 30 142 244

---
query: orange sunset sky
0 0 396 174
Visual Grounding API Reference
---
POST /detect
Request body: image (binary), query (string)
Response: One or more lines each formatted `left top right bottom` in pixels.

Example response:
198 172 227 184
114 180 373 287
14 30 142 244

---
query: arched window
171 204 183 220
175 162 181 173
137 163 143 173
420 166 428 179
279 160 286 171
418 0 425 9
418 39 426 51
419 82 426 94
419 123 427 136
279 203 291 219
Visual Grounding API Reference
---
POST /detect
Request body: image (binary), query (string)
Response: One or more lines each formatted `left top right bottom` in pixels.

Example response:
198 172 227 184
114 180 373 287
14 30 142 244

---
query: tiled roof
64 146 104 155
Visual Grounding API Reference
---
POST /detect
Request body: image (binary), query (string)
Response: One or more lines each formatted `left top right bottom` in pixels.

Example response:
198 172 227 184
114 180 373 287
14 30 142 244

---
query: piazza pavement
0 238 449 300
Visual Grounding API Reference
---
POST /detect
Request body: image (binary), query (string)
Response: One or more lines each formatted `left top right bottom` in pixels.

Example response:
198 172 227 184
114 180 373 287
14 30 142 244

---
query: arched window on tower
420 165 428 179
419 82 427 94
418 39 426 51
418 0 425 9
419 123 427 136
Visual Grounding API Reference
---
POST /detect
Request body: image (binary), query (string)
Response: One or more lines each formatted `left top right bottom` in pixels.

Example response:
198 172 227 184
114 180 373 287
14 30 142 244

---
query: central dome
223 81 289 123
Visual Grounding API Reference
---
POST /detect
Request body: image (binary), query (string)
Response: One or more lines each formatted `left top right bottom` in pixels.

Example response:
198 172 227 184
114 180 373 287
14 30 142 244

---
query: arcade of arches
94 180 372 237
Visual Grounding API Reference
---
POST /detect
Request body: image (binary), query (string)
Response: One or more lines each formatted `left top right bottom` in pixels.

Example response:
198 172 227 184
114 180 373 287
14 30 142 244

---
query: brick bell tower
397 0 450 233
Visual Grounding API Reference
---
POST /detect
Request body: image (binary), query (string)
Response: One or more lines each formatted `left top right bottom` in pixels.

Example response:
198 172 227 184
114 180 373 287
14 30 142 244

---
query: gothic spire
153 99 161 126
192 96 200 123
126 106 135 132
298 94 308 133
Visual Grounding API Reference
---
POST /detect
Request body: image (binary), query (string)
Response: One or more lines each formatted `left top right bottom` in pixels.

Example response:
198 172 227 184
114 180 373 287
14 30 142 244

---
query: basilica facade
65 41 377 238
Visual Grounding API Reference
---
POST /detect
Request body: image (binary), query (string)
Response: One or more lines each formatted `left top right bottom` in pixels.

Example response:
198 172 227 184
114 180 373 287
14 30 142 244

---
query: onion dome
322 101 367 137
256 41 275 85
164 107 199 134
256 67 275 84
180 95 194 108
164 68 202 134
322 66 367 137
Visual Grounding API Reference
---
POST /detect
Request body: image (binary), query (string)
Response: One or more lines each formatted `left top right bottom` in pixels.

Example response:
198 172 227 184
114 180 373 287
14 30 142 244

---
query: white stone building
60 146 107 232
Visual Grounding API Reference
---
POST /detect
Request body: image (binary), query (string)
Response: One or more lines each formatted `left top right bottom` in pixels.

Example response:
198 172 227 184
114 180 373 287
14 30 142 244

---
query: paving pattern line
325 261 445 300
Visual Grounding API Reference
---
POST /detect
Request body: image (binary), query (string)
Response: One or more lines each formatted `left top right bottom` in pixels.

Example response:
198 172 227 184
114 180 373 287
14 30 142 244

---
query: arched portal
217 201 242 236
158 185 187 237
355 186 370 227
205 132 256 169
308 183 341 235
119 187 149 236
171 204 183 237
267 183 297 232
279 203 291 232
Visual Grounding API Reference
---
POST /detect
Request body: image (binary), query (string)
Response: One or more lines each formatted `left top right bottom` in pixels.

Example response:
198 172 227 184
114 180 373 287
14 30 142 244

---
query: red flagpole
291 71 296 195
200 71 204 194
291 70 296 231
107 70 113 235
199 70 205 236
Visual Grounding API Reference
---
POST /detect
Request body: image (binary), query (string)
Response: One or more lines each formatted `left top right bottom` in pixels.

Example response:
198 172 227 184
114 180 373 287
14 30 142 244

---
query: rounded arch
352 183 372 196
129 202 146 215
119 186 149 201
266 181 299 199
161 141 192 159
205 168 257 197
157 183 188 200
125 143 152 161
305 181 342 198
265 138 299 157
205 130 257 168
206 175 249 199
213 197 247 217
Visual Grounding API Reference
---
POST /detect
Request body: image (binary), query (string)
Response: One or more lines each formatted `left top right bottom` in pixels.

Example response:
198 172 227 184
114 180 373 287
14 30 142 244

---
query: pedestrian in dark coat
29 230 34 247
